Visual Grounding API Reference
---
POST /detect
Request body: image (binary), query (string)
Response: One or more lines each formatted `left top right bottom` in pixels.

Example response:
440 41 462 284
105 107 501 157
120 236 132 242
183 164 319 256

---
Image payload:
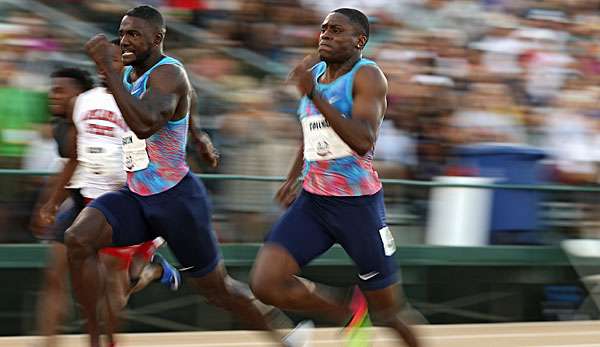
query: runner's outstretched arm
32 97 78 234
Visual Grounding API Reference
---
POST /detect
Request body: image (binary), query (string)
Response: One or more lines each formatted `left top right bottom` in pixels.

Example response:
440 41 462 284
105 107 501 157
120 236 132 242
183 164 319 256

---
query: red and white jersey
70 87 128 198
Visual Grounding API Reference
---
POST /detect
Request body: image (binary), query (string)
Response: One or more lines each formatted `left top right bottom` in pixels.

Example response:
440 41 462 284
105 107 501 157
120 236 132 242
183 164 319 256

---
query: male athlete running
66 5 296 347
32 66 94 347
250 8 419 347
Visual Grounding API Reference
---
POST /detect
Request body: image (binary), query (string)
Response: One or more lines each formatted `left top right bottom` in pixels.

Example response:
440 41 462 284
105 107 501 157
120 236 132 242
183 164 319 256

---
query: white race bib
79 145 116 177
379 226 396 256
122 131 149 172
302 114 353 161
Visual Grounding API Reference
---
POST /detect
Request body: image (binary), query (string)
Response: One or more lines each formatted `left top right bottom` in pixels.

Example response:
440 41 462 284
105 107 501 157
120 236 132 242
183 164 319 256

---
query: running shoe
283 320 314 347
154 253 181 291
344 287 373 347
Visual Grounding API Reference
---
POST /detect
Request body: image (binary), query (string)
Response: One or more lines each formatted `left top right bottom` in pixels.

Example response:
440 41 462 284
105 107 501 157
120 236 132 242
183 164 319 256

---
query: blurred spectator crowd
0 0 598 244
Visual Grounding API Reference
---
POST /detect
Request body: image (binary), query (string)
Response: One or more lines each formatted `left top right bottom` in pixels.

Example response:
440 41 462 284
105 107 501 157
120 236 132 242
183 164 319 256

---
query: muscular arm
275 141 304 207
47 147 78 208
46 97 78 207
102 63 187 139
286 142 304 181
187 89 219 167
188 89 210 151
310 65 387 155
33 97 78 233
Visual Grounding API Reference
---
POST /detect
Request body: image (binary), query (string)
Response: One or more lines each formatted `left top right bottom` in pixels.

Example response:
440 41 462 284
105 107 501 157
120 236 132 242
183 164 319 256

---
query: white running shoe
283 320 314 347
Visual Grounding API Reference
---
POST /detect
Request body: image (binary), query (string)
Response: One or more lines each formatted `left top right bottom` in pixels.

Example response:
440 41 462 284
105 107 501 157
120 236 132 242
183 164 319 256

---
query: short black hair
126 5 165 30
50 67 94 91
332 8 369 40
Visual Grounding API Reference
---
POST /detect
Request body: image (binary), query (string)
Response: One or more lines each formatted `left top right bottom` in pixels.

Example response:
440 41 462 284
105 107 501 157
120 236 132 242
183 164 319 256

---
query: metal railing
3 169 600 192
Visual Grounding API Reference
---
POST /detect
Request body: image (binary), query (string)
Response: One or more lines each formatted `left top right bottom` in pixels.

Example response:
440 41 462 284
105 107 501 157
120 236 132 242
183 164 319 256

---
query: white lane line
415 330 600 340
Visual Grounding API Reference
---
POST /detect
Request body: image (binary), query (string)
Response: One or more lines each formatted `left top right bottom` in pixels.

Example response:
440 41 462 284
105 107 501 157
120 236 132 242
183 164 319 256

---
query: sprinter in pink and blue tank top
63 5 299 347
250 8 420 347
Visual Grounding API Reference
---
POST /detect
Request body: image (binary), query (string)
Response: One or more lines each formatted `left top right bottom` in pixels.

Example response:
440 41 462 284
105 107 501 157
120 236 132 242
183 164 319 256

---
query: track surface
2 321 600 347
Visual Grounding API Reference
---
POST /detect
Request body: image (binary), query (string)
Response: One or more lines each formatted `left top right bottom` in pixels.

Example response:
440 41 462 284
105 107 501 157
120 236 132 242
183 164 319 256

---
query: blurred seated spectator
451 83 527 145
542 89 600 185
216 87 300 242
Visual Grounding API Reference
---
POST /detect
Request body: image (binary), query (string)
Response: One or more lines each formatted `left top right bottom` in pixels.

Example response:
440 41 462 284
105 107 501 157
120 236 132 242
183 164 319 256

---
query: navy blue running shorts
89 172 220 277
266 189 398 291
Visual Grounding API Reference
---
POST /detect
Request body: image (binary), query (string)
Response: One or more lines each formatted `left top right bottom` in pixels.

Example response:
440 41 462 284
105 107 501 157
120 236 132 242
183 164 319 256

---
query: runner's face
48 78 82 117
318 13 363 63
119 16 157 66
